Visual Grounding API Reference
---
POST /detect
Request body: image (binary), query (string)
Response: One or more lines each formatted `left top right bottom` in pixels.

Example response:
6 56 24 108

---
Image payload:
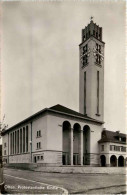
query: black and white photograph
0 0 126 194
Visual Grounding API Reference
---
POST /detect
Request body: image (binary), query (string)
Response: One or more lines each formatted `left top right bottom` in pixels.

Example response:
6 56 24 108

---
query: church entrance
110 155 117 167
73 123 81 165
62 121 71 165
83 125 90 165
118 156 124 167
100 155 106 167
73 154 79 165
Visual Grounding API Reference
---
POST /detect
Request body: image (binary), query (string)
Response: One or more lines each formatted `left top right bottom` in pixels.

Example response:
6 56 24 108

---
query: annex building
2 19 127 167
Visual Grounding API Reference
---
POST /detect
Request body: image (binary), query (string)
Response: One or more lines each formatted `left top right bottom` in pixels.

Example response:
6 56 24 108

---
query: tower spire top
90 16 94 22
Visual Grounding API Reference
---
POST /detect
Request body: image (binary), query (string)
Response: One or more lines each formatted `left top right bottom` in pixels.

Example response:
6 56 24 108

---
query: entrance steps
4 164 127 174
33 166 127 174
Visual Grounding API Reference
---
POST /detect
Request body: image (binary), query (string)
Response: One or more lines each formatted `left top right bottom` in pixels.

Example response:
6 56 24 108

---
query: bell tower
79 18 105 121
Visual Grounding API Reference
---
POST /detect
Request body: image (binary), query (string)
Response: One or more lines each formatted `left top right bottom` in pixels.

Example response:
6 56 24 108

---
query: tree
0 115 8 139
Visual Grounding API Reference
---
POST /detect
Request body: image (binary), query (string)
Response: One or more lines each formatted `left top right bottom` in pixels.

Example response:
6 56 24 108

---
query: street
3 168 127 194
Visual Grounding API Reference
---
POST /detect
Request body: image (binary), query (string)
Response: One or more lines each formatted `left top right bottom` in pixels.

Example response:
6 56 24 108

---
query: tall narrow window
10 133 12 154
17 130 19 153
84 72 86 114
26 126 28 152
20 128 22 153
15 131 17 154
97 71 99 114
23 127 25 153
13 132 14 154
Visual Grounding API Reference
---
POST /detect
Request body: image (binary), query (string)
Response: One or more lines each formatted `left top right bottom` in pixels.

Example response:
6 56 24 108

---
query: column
116 158 118 167
106 154 110 167
71 128 73 166
80 130 83 165
124 159 126 167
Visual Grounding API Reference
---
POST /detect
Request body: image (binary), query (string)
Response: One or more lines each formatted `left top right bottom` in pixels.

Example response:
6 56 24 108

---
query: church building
2 19 127 167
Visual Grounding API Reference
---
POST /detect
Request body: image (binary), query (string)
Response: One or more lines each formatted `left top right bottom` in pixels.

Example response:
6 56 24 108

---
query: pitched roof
98 130 126 144
49 104 103 123
49 104 89 118
1 104 103 135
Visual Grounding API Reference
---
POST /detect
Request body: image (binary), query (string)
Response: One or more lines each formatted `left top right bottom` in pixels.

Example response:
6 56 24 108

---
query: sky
1 0 126 134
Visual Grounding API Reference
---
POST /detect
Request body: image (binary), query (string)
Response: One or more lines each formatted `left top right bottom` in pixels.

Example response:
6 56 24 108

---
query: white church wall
89 123 103 165
32 114 47 152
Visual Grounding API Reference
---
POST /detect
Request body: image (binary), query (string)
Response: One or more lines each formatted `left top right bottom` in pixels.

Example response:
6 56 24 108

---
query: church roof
98 130 126 144
49 104 89 118
1 104 103 135
49 104 103 123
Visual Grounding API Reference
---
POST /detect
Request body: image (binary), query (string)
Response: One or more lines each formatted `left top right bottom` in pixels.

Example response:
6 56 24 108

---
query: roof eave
48 108 104 124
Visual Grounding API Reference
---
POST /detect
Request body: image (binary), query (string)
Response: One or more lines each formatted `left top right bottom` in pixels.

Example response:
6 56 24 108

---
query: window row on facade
110 145 126 152
10 125 29 155
101 144 126 152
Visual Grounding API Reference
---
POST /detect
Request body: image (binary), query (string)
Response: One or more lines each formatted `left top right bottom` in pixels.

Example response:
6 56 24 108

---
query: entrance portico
62 121 91 166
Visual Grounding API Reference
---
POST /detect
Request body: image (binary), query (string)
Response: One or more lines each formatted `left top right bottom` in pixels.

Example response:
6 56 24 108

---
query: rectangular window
37 130 41 137
110 145 112 151
121 147 126 152
4 150 6 155
41 156 44 160
82 44 88 67
99 45 101 53
97 71 99 114
37 142 41 149
96 44 101 65
84 72 86 115
10 133 12 154
26 126 28 152
17 130 19 153
15 131 17 154
13 132 14 154
101 145 104 151
23 127 25 153
4 143 6 148
20 129 22 153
